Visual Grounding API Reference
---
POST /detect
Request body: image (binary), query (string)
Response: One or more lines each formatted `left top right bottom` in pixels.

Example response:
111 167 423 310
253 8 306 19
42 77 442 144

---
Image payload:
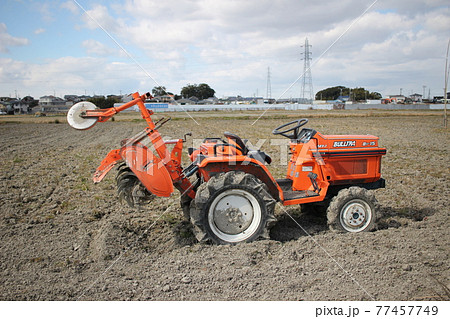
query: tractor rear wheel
190 171 276 245
327 186 380 233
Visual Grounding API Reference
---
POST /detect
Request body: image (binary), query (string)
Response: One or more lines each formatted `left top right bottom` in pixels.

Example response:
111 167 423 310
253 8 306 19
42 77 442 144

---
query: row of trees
87 83 216 109
90 84 380 108
152 83 216 100
315 86 382 101
173 84 378 101
180 83 215 100
87 96 122 109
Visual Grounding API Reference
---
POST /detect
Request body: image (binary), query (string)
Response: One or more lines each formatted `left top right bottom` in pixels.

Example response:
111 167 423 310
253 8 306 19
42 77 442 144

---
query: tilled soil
0 113 448 300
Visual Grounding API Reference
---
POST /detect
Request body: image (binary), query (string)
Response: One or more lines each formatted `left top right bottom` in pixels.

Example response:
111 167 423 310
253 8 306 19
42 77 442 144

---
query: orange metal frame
91 92 195 199
84 92 155 127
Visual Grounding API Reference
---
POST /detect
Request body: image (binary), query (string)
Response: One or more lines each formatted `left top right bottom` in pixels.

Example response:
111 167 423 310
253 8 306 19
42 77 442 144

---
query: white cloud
61 1 80 14
81 4 120 33
36 2 53 22
82 39 117 56
34 28 46 35
377 0 449 16
2 1 449 98
0 23 29 53
0 57 142 98
100 0 446 97
423 9 450 33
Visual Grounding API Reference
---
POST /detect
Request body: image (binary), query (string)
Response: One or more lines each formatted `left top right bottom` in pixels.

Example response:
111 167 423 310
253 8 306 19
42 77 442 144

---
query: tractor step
276 178 320 201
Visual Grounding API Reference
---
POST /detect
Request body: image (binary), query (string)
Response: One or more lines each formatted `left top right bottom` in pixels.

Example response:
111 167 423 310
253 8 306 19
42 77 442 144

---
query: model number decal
333 141 356 147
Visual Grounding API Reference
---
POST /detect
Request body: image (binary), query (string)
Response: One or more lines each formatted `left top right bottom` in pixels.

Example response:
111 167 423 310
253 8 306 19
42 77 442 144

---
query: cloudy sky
0 0 449 99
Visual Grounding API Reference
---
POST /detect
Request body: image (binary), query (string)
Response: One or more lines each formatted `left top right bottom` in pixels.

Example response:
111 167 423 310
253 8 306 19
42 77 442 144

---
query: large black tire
190 171 276 245
327 186 380 233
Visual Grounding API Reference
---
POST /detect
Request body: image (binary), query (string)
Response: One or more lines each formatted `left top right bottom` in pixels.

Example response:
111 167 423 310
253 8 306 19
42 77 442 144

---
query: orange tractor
68 92 386 244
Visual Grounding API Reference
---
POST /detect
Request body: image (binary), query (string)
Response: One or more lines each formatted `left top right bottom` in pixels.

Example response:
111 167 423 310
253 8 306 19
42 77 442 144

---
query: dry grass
0 109 446 125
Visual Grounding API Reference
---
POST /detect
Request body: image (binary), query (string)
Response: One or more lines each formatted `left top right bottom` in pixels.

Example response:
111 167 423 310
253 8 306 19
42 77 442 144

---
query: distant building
0 103 7 114
175 98 196 105
220 96 264 105
11 100 29 114
63 95 94 102
433 93 450 103
0 101 13 114
152 95 175 103
277 98 303 104
0 96 38 114
197 97 219 105
188 96 199 103
39 95 69 112
337 95 350 102
409 93 422 102
387 95 406 104
64 95 81 102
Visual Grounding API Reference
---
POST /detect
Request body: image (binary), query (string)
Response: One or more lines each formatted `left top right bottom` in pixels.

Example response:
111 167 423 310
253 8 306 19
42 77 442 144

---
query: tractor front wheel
327 186 380 233
190 171 276 245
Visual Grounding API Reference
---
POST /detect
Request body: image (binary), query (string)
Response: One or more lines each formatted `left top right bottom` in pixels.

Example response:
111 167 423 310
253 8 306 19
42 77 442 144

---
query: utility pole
266 67 272 100
300 38 313 104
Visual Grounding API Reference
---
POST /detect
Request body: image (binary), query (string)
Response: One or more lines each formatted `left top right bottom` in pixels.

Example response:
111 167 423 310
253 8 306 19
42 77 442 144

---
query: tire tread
190 171 276 244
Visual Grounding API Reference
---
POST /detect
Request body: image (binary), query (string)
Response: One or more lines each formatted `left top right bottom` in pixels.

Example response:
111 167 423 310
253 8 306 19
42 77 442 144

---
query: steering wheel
272 118 308 139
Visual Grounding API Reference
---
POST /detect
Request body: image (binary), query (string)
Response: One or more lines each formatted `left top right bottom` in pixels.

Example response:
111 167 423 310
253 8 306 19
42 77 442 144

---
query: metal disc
208 189 262 243
339 199 372 232
67 101 98 130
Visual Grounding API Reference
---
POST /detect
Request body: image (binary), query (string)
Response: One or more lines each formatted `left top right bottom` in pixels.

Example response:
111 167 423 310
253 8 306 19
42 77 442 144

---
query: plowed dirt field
0 110 448 300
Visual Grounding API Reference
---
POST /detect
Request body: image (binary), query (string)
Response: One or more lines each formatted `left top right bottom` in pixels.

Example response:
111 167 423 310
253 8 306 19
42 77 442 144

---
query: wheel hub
213 195 254 235
340 199 372 232
208 188 263 243
346 206 365 226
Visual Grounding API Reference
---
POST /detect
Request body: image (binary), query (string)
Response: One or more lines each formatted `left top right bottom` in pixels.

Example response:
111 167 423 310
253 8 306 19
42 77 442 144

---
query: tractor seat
224 132 249 154
248 150 272 165
224 132 272 164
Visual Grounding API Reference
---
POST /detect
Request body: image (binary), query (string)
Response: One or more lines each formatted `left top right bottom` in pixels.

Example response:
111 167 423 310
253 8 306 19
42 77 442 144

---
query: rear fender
121 142 174 197
197 156 282 201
